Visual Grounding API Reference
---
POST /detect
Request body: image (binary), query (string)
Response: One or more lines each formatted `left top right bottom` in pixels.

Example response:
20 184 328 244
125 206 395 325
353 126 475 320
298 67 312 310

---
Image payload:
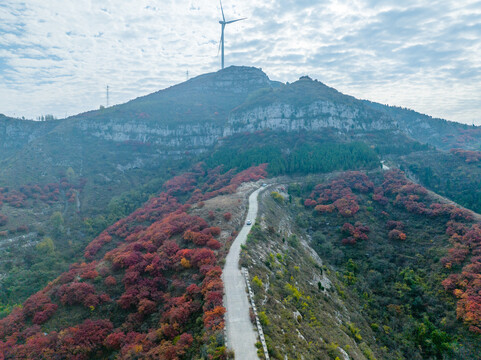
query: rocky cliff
1 66 480 186
0 115 57 161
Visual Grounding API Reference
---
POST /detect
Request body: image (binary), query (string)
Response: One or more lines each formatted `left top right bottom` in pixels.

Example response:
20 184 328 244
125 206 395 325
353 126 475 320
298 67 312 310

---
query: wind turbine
218 0 246 69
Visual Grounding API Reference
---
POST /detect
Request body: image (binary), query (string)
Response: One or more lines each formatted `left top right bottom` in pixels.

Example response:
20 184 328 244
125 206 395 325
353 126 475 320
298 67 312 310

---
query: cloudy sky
1 0 480 124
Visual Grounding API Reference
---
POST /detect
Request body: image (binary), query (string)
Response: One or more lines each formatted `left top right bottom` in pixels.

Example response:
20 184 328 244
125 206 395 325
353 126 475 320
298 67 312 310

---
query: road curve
223 187 261 359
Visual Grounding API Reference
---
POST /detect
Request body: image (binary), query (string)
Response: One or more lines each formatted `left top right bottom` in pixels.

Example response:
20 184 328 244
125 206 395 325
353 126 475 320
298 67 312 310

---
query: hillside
244 170 481 359
1 66 481 359
363 101 481 151
3 166 481 359
0 164 267 359
0 114 58 162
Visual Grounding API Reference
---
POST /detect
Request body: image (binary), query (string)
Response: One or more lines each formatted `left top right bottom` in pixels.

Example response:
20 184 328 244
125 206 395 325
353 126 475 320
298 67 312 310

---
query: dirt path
223 187 261 359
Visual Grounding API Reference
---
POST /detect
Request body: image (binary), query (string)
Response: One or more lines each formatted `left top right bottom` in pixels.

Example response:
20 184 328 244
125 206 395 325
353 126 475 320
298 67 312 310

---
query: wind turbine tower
218 0 246 69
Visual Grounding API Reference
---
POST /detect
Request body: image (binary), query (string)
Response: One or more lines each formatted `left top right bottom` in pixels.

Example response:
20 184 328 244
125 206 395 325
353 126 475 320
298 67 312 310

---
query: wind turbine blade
225 17 247 24
220 0 225 22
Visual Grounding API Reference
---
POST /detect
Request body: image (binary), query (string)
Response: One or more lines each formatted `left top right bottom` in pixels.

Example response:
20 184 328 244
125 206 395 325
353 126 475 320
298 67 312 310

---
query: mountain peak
180 65 272 93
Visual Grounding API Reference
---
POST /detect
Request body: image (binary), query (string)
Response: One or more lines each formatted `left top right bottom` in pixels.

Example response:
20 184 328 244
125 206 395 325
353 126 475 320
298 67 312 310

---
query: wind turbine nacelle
219 21 225 24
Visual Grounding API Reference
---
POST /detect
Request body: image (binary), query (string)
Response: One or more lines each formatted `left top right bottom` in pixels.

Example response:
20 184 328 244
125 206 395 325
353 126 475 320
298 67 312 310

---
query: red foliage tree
388 229 407 241
223 212 232 221
104 276 117 287
56 282 97 308
203 306 226 330
450 148 481 163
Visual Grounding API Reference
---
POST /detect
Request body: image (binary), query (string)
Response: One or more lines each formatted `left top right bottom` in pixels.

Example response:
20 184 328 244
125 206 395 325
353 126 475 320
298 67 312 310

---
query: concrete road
223 188 261 359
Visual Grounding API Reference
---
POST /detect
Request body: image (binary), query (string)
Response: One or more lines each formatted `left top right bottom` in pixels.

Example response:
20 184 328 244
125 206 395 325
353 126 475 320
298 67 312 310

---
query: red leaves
372 187 389 205
229 164 268 187
341 222 370 245
341 223 355 235
388 229 407 241
138 299 157 315
104 276 117 286
192 248 216 267
112 251 143 270
442 220 481 331
203 306 226 330
441 245 469 268
146 332 193 359
84 232 112 259
314 204 335 213
163 297 194 325
58 319 113 356
184 230 211 246
104 331 125 350
450 148 481 163
385 220 407 241
308 172 370 217
207 227 221 236
81 269 99 280
139 212 208 246
223 212 232 221
0 163 266 357
334 196 359 217
164 172 198 196
56 282 97 308
381 170 473 222
386 220 405 230
304 199 317 207
207 238 222 250
1 319 113 359
32 303 58 325
0 179 85 211
22 293 58 325
198 164 267 201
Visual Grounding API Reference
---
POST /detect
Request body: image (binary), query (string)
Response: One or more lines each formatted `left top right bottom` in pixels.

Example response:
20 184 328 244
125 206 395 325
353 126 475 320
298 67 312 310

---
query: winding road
223 187 261 359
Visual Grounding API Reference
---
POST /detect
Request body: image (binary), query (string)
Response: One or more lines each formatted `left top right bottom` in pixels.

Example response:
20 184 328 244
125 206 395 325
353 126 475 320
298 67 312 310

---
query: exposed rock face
225 100 395 135
73 99 394 151
1 65 479 182
76 120 223 149
61 67 397 153
0 115 57 160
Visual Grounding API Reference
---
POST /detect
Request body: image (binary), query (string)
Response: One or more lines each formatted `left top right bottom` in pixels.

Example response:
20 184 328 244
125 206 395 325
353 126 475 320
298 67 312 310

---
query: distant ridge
0 65 480 189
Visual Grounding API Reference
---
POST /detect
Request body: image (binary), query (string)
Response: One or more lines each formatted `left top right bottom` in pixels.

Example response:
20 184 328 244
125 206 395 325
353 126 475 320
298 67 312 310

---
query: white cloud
0 0 480 124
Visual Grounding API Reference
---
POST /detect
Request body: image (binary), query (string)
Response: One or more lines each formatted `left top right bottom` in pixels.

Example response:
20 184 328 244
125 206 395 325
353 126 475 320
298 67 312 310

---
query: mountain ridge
1 65 480 190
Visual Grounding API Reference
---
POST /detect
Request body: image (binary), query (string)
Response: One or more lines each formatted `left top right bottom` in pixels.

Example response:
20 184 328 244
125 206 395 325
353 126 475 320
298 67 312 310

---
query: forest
241 169 481 359
0 163 270 359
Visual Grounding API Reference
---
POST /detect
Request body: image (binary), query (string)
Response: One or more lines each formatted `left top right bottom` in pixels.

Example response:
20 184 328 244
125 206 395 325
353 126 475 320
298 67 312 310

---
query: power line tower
106 85 110 108
186 70 189 81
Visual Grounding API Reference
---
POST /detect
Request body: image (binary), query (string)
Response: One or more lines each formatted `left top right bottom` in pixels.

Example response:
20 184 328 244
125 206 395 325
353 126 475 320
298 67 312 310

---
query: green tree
50 211 64 238
66 167 75 182
36 237 55 254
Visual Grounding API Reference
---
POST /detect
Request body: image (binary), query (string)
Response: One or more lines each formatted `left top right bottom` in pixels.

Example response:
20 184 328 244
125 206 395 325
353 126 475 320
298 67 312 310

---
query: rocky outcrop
1 65 479 181
75 120 223 150
0 115 57 161
225 100 395 135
